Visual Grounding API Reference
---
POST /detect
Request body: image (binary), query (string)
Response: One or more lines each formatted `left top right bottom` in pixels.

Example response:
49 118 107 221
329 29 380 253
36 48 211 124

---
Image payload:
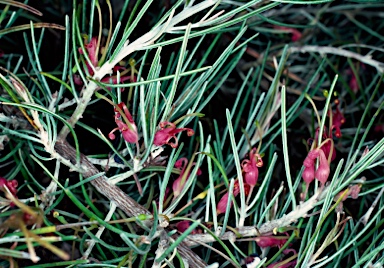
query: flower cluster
302 148 330 186
302 101 347 198
108 102 138 144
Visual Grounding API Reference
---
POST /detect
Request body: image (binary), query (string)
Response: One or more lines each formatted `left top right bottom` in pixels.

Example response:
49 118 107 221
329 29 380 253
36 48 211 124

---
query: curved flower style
154 121 194 148
172 158 202 198
216 180 250 215
314 127 336 162
241 148 263 187
108 102 138 143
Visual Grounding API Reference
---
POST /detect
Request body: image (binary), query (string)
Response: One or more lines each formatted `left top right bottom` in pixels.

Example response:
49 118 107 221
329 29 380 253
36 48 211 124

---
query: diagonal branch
289 45 384 73
183 190 322 247
54 138 207 267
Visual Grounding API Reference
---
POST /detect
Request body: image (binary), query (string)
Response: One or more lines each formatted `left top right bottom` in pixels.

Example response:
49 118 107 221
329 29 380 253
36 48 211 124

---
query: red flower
78 37 98 75
216 180 250 215
0 177 18 196
176 220 202 234
302 148 330 186
176 220 192 233
108 102 138 143
153 122 194 148
172 158 202 198
332 105 345 138
241 148 263 187
301 147 330 199
255 233 289 248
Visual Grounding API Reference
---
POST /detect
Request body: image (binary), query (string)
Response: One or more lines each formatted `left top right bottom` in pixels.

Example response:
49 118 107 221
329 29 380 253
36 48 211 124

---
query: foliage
0 0 383 267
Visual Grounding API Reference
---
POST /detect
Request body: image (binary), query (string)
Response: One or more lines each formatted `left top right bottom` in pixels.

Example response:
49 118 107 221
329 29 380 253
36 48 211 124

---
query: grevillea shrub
0 1 383 267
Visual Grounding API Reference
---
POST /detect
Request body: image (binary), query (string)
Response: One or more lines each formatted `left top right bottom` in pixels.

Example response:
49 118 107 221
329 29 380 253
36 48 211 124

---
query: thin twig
289 45 384 73
183 190 322 247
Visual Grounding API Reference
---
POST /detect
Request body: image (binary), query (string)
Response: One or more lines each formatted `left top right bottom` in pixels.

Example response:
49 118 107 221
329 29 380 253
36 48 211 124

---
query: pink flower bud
216 191 230 215
302 165 315 184
315 150 330 185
